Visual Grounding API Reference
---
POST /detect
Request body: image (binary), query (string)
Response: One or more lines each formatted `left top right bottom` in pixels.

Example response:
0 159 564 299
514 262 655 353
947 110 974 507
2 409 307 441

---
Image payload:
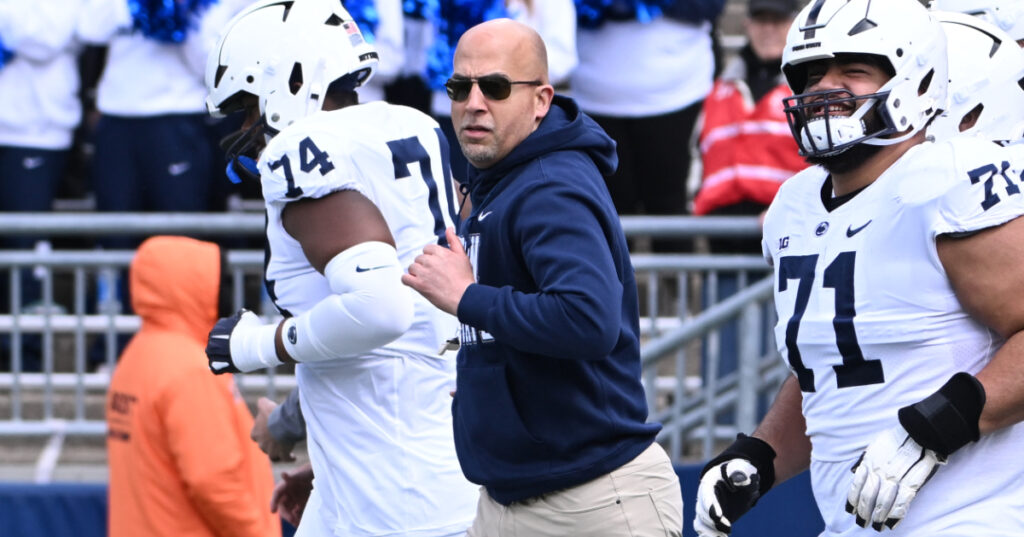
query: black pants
590 100 703 252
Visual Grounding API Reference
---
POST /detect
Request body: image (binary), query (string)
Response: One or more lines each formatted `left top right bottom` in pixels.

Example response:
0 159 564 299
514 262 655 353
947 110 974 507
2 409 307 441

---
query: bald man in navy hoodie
403 18 683 537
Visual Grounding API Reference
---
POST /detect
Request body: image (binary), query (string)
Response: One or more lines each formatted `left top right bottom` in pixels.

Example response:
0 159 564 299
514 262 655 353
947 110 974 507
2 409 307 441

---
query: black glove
693 434 777 536
205 309 272 374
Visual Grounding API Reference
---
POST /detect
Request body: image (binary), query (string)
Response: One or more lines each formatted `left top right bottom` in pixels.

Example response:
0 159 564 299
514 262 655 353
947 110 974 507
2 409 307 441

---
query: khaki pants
467 442 683 537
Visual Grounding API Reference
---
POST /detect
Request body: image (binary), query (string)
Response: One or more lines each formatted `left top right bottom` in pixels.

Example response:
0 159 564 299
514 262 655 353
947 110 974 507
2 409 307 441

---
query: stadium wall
0 466 824 537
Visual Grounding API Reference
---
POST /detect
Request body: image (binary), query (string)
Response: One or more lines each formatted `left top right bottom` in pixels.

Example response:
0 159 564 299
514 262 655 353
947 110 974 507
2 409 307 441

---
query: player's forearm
975 330 1024 435
752 376 811 484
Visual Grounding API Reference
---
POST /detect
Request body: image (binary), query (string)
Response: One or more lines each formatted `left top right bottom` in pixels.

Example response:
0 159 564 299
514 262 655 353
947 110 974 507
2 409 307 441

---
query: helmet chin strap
226 156 260 185
860 127 919 146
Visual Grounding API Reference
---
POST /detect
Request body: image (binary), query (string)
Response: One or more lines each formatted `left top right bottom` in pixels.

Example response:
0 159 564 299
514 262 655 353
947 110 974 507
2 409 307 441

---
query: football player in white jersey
927 11 1024 144
929 0 1024 47
694 0 1024 535
202 0 478 536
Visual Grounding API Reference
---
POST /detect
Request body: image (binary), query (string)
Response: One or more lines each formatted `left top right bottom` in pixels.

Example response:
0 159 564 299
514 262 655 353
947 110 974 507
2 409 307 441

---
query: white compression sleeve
280 241 414 362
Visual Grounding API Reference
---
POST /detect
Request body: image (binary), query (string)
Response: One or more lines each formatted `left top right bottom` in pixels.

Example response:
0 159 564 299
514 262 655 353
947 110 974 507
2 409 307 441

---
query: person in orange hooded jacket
106 235 280 537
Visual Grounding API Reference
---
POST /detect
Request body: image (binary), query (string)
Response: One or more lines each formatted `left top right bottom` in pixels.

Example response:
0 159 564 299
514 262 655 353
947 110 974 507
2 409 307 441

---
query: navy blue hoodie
453 96 661 504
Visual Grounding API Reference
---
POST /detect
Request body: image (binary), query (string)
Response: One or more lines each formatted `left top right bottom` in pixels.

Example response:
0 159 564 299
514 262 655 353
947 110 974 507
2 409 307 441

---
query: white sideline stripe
0 315 683 336
0 372 298 390
35 422 65 484
0 314 140 332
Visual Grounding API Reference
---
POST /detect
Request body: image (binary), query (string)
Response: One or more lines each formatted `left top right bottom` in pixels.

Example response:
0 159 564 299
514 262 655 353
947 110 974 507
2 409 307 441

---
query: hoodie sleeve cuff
457 283 499 331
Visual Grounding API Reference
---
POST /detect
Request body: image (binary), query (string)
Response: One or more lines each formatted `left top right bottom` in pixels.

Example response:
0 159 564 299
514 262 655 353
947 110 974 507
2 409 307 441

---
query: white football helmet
929 0 1024 42
781 0 949 157
205 0 379 134
929 11 1024 143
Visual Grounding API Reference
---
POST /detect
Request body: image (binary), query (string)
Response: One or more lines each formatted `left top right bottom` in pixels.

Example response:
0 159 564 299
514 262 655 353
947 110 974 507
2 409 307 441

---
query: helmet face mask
783 87 896 158
781 0 948 158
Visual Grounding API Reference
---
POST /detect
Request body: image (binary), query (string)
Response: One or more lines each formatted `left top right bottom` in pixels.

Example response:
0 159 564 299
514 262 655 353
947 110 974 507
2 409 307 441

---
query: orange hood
130 236 221 344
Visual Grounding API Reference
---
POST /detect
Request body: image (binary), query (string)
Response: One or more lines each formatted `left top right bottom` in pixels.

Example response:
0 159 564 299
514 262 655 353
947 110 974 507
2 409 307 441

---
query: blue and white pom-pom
426 0 507 90
127 0 218 43
402 0 439 20
0 33 13 70
578 0 693 29
576 0 725 28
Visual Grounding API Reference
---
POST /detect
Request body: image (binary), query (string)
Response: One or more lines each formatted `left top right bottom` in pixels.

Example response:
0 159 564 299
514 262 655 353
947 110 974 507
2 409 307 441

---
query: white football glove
846 426 945 531
694 459 761 536
205 309 282 374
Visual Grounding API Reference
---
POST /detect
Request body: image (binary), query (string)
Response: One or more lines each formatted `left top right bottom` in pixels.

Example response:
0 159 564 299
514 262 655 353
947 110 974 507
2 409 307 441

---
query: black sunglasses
445 74 543 102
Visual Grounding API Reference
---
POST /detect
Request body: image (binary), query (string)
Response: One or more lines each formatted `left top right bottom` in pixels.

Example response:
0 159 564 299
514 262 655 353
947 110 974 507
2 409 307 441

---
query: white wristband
228 314 283 372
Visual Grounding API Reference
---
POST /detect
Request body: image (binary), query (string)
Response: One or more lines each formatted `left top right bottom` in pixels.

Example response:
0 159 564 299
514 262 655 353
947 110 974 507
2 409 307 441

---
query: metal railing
0 213 778 471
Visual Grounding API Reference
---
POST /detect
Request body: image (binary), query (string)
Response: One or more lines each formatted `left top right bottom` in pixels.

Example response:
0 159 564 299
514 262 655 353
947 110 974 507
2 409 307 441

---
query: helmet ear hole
918 69 934 96
289 62 303 95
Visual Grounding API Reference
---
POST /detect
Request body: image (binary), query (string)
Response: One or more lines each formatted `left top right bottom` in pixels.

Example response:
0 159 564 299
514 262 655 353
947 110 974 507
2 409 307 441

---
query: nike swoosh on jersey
846 220 872 237
355 265 390 273
22 157 45 170
168 161 191 176
478 211 493 221
210 334 230 340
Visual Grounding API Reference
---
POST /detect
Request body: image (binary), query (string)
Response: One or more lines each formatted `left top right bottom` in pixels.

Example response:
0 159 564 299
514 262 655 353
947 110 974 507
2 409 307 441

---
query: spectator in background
0 1 83 369
693 0 803 254
348 0 405 104
76 0 251 366
930 0 1024 47
573 0 725 252
383 1 435 113
690 0 803 429
76 0 252 222
404 19 682 537
505 0 577 90
106 235 279 537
